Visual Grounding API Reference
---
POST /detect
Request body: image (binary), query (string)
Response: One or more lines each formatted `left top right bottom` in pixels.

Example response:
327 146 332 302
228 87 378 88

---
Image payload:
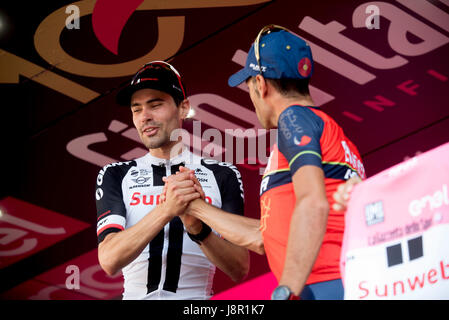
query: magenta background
0 0 448 299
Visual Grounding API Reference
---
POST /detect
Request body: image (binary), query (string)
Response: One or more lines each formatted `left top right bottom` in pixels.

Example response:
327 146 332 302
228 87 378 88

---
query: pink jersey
340 142 449 299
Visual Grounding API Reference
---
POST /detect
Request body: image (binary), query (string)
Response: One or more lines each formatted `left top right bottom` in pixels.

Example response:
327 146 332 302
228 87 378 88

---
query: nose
140 105 153 123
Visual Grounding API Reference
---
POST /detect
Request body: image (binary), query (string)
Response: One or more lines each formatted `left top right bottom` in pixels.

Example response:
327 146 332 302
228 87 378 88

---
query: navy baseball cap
228 25 314 87
116 61 186 106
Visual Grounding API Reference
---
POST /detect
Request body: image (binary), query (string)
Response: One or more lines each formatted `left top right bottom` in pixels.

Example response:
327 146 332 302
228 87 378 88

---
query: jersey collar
144 145 194 167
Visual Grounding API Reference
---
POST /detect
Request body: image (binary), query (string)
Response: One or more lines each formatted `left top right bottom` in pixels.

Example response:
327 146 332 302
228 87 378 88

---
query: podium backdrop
0 0 448 299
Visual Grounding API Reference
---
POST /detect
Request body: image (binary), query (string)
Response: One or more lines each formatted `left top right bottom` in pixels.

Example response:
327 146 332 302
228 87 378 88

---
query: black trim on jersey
147 163 166 294
151 164 166 186
261 163 357 196
97 227 123 244
96 161 135 244
147 230 165 294
322 163 357 180
171 163 184 175
200 160 244 216
261 171 292 196
147 162 185 294
163 217 184 292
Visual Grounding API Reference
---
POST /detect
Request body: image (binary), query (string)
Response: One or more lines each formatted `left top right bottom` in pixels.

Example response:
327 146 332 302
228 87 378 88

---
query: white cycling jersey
95 148 244 300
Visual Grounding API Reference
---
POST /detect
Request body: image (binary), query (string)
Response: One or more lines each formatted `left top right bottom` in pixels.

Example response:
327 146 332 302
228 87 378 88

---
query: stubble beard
141 128 170 150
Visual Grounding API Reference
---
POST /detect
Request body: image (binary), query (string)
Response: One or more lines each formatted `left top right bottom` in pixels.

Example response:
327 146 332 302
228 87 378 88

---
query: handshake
160 166 206 235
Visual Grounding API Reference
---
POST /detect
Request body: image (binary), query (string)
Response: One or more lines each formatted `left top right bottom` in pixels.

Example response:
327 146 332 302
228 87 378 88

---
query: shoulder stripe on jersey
262 171 292 194
263 168 290 179
97 224 124 237
322 160 357 172
322 162 359 180
288 150 322 168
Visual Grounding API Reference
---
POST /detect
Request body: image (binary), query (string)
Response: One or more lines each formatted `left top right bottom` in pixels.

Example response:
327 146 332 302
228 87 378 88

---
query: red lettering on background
397 80 420 96
342 111 364 123
363 95 396 112
427 69 448 82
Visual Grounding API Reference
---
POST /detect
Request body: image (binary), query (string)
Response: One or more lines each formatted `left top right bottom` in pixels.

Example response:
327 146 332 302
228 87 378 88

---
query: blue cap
228 29 313 87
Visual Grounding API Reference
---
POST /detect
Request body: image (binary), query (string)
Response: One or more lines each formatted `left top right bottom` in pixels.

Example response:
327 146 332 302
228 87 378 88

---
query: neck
270 94 315 128
149 140 184 160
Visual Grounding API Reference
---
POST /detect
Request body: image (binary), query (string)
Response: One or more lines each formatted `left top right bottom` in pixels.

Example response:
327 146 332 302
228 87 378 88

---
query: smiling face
130 88 188 154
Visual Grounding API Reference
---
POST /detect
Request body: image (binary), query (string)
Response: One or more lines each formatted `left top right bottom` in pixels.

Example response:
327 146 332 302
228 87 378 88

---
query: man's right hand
161 169 201 217
161 167 207 234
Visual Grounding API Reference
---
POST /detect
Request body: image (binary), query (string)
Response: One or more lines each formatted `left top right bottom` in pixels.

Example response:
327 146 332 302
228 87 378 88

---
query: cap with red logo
228 26 314 87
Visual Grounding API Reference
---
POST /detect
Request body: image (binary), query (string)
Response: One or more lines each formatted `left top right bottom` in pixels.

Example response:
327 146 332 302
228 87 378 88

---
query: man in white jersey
95 61 249 300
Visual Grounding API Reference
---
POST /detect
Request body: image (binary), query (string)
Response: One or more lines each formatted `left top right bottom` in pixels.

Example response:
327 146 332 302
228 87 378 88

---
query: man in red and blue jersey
180 25 366 299
229 24 366 299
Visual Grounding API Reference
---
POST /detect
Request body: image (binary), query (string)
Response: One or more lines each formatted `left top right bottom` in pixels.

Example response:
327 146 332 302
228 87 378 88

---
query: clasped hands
160 166 205 234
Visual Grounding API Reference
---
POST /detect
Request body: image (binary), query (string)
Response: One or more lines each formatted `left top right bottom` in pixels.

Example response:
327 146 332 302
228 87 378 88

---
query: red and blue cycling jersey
260 104 366 285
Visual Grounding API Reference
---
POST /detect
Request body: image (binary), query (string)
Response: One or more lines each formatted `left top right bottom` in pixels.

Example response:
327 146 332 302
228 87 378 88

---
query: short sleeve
277 106 324 175
95 164 129 244
219 164 244 216
201 160 245 216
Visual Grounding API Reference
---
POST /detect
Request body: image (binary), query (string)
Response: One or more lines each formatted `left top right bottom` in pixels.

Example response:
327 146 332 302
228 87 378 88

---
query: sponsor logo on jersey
195 168 207 176
130 192 162 206
279 109 304 140
131 176 151 184
96 161 132 186
95 161 132 201
293 135 311 147
129 192 213 206
341 140 366 179
95 188 104 200
129 169 152 188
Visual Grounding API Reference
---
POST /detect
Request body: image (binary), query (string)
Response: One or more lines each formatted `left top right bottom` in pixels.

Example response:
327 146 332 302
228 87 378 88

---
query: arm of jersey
218 163 244 216
95 165 127 244
186 163 264 255
277 106 324 175
95 164 178 276
191 164 250 282
276 106 329 295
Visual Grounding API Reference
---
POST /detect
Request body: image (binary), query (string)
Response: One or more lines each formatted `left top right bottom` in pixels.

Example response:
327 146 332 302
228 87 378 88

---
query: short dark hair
266 77 310 97
171 93 184 107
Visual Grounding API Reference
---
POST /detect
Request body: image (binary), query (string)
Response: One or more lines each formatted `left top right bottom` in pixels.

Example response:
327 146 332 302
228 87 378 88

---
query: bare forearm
188 199 264 254
279 198 329 295
199 232 249 282
98 206 172 275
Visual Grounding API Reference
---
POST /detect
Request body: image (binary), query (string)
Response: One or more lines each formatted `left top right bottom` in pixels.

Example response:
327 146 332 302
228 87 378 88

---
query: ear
178 99 191 120
255 74 268 98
